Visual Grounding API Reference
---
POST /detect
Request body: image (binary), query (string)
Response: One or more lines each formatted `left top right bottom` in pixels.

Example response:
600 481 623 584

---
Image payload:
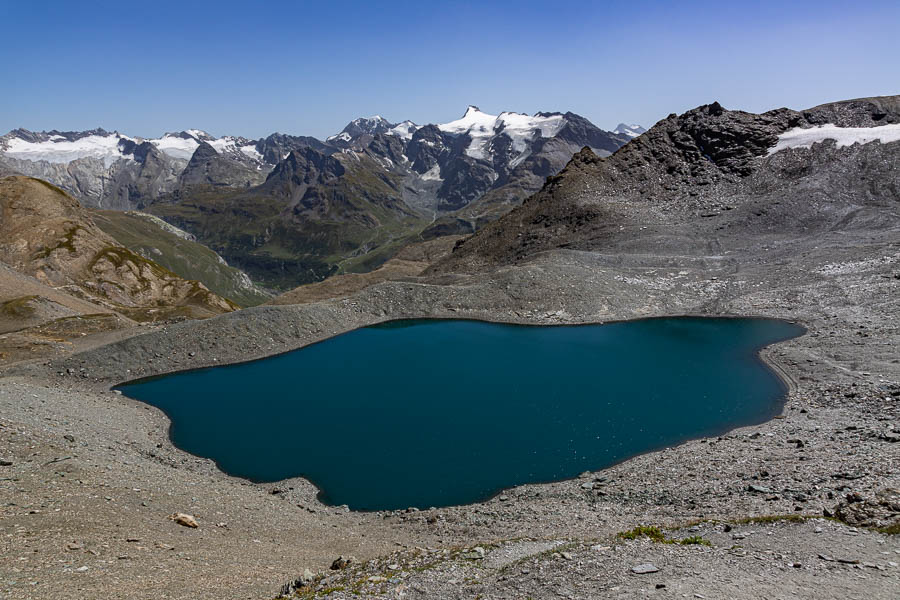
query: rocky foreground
1 96 899 599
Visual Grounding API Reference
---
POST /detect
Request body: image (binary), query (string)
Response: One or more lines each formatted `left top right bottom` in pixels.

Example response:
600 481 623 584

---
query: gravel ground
1 223 898 598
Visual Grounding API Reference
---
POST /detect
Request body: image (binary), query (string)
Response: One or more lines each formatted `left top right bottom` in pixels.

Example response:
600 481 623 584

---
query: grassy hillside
91 210 271 307
147 157 430 290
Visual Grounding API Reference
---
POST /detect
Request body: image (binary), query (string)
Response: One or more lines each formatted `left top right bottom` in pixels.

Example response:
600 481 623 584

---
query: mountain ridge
431 95 900 274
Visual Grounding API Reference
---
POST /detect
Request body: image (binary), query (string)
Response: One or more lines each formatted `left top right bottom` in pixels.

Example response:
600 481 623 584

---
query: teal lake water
117 317 804 511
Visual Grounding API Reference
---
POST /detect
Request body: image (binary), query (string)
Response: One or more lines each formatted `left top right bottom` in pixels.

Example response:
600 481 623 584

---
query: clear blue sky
2 0 898 140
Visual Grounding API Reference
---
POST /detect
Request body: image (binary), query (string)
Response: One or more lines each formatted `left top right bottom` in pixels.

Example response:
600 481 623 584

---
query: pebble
171 513 199 528
631 563 659 574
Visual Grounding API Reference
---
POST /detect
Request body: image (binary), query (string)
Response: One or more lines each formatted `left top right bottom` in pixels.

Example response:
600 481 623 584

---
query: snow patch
421 164 442 181
152 135 199 160
388 120 419 141
769 123 900 154
239 144 262 161
613 123 646 139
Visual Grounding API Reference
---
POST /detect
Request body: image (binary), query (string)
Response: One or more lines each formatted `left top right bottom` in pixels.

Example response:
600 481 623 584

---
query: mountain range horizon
0 105 646 148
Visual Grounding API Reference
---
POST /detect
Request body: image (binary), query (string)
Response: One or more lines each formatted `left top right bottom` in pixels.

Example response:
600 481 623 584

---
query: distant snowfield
3 130 261 165
3 134 132 167
770 123 900 154
438 106 566 161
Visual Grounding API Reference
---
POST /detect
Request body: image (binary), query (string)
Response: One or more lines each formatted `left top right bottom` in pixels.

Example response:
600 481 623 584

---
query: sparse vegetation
732 514 813 525
617 525 668 542
92 210 271 306
678 535 712 546
877 523 900 535
618 525 711 546
0 295 38 318
34 224 82 258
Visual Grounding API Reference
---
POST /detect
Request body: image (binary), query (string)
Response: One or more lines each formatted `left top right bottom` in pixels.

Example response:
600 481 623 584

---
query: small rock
561 551 574 560
368 575 387 583
330 555 353 570
65 541 84 551
581 482 594 490
75 566 89 573
747 484 772 493
280 568 316 596
631 563 659 574
171 513 198 528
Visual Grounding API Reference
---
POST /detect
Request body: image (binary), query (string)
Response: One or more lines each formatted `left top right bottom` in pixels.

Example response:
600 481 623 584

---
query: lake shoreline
114 316 805 512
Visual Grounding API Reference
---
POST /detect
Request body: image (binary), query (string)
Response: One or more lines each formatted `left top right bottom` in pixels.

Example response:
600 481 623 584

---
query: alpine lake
117 317 805 511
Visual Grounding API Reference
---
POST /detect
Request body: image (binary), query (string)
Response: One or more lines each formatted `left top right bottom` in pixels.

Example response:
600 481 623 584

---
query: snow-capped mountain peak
436 107 567 161
438 105 497 135
327 115 396 143
613 123 646 138
388 120 419 141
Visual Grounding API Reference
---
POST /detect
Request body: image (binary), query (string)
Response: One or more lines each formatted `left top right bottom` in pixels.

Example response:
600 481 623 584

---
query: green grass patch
678 536 712 546
877 522 900 535
617 525 668 542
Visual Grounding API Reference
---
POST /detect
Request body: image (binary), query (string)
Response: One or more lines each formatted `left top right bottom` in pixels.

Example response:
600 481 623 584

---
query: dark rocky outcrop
179 142 266 189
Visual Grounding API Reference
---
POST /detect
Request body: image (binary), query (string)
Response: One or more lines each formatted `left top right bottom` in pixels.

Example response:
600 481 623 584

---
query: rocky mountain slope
0 129 268 210
90 210 271 307
143 109 631 288
0 176 237 322
434 95 900 274
1 110 633 289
